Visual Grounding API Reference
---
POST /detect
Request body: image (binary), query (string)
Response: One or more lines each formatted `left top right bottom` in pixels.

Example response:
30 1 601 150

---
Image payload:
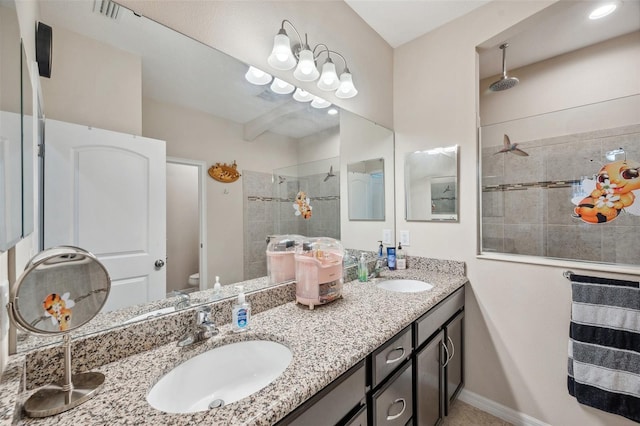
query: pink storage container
266 235 302 286
294 237 344 309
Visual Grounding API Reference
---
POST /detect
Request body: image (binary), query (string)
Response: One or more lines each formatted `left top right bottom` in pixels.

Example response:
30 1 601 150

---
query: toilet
188 273 200 288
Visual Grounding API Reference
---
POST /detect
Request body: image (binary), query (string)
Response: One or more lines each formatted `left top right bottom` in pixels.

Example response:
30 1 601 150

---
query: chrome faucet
369 257 387 279
169 290 191 310
177 306 218 347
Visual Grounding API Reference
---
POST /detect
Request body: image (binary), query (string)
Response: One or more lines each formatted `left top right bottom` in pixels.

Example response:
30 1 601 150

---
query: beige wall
340 110 395 251
480 31 640 126
166 162 199 293
142 97 300 285
395 1 637 425
40 25 142 135
118 0 393 129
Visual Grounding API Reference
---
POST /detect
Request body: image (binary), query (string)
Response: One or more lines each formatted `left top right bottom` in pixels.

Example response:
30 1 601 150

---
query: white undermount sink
377 279 434 293
146 340 292 414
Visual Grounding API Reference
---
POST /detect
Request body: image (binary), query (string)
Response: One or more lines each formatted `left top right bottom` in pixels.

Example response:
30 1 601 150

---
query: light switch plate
382 229 392 245
400 230 410 246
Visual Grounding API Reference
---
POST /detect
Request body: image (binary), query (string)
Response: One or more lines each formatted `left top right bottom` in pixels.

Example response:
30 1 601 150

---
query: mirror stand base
23 372 105 418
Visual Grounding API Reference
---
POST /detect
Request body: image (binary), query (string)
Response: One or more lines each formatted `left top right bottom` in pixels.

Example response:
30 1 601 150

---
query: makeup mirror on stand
7 246 111 417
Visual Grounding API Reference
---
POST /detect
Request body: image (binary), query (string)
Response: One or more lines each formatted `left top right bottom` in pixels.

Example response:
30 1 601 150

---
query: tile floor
442 401 513 425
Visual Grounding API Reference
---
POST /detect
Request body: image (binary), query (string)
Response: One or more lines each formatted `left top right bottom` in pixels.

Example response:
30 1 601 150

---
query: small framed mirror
347 158 385 220
405 145 459 221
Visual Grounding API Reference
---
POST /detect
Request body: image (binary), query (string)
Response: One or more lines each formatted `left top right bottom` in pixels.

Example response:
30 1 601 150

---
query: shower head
489 43 519 92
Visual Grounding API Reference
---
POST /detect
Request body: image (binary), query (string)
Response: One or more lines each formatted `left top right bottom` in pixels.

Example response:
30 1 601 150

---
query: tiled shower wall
243 170 341 280
481 124 640 265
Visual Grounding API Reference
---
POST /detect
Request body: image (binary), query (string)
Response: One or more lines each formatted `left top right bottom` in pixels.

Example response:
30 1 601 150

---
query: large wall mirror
405 146 458 222
0 1 33 251
14 0 394 352
477 1 640 266
347 158 385 221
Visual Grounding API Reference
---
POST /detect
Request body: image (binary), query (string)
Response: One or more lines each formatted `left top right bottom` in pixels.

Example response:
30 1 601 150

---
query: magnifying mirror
7 246 111 417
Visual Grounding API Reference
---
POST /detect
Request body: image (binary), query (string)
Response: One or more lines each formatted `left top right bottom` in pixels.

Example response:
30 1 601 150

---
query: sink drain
209 399 225 409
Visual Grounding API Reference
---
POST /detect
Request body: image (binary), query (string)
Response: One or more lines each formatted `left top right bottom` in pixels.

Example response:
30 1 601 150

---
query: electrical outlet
382 229 392 245
400 230 410 246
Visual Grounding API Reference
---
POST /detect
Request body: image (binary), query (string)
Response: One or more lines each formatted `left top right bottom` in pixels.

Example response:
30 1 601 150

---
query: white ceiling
345 0 640 79
345 0 490 48
38 0 640 134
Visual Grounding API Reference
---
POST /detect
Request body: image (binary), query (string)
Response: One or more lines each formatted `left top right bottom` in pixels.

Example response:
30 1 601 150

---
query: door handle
385 346 406 364
441 340 451 368
386 398 406 421
154 259 165 269
447 335 455 361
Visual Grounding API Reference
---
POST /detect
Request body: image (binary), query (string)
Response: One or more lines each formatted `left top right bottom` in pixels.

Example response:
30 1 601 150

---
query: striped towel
568 274 640 423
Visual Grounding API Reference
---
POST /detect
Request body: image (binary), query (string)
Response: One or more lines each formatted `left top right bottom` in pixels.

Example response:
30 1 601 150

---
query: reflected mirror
347 158 385 220
405 146 458 221
14 0 394 351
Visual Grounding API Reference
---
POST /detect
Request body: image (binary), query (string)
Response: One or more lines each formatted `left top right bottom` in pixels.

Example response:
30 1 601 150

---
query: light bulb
270 78 295 94
293 88 314 102
335 70 358 99
311 96 331 109
293 49 319 82
589 2 618 19
245 66 272 85
267 30 296 70
317 59 340 91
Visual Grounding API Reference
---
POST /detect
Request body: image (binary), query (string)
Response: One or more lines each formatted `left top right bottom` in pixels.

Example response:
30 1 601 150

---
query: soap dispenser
212 276 222 299
232 286 251 332
397 243 406 270
358 253 368 282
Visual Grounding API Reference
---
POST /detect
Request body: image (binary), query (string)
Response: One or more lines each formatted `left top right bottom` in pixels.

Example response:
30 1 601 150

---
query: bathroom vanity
2 260 467 426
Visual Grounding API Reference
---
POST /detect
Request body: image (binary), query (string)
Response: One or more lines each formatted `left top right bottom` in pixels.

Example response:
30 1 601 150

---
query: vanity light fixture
267 19 358 98
589 2 619 19
245 66 272 85
270 77 295 94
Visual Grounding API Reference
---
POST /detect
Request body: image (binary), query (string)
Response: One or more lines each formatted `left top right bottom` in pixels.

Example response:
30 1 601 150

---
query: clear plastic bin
294 237 344 309
266 235 303 286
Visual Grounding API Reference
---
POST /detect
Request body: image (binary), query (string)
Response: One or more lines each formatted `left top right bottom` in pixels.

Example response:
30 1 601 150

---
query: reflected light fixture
589 2 619 19
267 19 358 98
327 108 338 116
311 96 331 109
245 66 272 85
270 77 295 94
293 88 314 102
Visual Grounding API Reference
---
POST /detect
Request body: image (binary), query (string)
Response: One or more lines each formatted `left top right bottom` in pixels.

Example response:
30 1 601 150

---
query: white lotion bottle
212 276 222 299
232 285 251 332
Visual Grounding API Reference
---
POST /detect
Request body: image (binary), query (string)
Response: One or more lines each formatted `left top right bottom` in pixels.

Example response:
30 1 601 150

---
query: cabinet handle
386 398 406 421
385 346 406 364
447 335 455 361
441 340 451 368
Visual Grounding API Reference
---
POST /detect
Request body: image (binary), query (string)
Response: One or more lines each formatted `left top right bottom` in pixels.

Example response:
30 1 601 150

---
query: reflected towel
568 274 640 423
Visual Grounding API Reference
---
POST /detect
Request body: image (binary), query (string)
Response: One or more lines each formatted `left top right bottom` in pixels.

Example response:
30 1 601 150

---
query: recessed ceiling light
589 2 618 20
327 108 338 116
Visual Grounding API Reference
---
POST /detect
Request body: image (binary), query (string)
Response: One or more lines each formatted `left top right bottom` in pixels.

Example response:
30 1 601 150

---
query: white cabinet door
44 119 166 311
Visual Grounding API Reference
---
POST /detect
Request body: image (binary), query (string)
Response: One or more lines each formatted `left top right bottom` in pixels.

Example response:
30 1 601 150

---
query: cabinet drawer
416 287 464 348
284 362 366 426
372 326 412 387
345 405 367 426
372 360 413 426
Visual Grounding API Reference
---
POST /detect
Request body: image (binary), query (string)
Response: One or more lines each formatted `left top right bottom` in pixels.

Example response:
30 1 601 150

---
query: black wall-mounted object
36 22 52 78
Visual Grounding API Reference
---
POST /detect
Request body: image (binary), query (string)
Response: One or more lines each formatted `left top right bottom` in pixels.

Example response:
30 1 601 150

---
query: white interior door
44 119 166 312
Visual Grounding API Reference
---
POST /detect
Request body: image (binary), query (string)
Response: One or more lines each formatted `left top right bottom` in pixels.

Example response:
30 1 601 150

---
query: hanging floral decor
293 191 312 219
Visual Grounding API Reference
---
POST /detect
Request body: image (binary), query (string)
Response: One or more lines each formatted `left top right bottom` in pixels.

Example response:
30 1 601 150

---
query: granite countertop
14 268 467 425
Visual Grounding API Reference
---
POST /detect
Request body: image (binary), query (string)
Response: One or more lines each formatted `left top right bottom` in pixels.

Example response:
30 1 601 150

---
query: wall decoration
208 160 241 183
572 158 640 224
293 191 312 219
494 134 529 156
43 292 75 331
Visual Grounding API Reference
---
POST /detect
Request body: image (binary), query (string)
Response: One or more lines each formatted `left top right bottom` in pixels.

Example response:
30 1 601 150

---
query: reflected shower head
489 43 519 92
